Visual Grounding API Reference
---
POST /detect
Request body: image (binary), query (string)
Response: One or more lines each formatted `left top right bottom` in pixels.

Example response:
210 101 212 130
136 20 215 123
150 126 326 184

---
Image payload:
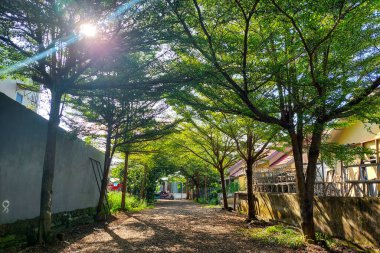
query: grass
242 224 370 252
0 234 29 251
195 197 219 206
107 192 153 213
242 225 305 249
201 204 222 209
315 232 367 252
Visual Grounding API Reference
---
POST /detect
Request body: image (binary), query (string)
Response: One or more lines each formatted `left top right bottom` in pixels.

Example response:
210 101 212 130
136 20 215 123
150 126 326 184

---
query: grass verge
201 204 222 209
241 225 304 249
241 224 370 252
107 192 153 213
195 197 219 205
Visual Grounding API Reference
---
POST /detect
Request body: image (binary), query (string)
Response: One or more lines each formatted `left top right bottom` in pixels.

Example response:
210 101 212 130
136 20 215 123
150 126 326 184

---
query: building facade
0 78 39 111
227 120 380 197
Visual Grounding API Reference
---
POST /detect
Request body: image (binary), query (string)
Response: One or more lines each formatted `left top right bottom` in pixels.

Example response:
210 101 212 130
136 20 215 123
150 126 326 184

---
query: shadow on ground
17 200 303 253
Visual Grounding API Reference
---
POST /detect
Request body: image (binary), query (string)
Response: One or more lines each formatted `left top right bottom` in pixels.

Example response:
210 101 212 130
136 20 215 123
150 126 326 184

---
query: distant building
158 177 186 199
0 78 39 111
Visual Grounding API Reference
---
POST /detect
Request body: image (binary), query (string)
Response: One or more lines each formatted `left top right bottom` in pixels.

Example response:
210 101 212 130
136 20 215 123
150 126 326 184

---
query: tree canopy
140 0 380 241
1 0 379 244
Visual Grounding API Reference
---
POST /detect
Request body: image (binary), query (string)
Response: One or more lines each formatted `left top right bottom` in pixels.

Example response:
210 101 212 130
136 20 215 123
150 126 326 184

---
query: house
158 176 186 199
228 120 380 197
227 160 246 191
227 149 301 193
0 78 40 111
329 121 379 178
327 121 379 196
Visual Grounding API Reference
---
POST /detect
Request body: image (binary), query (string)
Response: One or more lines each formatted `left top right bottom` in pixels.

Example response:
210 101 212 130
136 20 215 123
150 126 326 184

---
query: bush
228 182 239 193
196 197 208 204
195 197 219 205
208 198 219 205
107 192 151 213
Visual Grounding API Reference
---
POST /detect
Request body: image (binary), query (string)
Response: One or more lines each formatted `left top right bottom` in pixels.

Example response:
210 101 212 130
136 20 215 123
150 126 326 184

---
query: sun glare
79 23 97 38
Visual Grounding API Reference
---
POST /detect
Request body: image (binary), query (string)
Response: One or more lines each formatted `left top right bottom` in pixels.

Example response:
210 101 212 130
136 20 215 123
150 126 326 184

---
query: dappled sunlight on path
23 200 296 253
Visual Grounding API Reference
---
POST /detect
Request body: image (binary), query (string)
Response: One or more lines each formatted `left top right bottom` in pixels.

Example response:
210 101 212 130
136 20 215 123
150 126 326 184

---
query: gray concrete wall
0 93 104 224
235 192 380 247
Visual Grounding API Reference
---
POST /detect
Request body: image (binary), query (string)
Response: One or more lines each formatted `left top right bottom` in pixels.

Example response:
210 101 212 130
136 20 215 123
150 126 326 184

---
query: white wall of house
0 78 39 111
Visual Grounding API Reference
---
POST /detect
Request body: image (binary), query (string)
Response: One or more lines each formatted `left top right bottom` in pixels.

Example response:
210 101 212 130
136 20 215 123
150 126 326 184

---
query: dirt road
23 200 296 253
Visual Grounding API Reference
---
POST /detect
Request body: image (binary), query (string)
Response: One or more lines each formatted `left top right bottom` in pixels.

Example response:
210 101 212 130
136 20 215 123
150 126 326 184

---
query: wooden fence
253 163 380 197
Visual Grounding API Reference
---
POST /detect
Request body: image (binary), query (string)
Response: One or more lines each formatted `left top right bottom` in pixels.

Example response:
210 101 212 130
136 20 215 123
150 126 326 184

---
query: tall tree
177 120 237 209
158 135 218 201
182 109 279 219
0 0 121 241
150 0 380 241
216 115 277 221
118 122 176 210
68 87 170 217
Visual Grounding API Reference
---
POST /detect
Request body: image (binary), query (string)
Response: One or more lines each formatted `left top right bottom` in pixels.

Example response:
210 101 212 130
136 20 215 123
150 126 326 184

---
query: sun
79 23 97 38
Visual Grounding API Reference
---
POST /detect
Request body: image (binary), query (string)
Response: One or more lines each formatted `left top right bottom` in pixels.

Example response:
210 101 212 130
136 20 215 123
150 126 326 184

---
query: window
16 92 23 104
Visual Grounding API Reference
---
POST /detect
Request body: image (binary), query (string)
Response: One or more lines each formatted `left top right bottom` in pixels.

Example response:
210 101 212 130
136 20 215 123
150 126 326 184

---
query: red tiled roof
227 148 295 177
265 150 279 160
230 167 245 178
269 154 293 169
228 160 245 178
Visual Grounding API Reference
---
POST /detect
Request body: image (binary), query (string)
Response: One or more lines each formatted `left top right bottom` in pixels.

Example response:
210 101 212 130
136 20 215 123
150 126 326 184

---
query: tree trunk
140 165 147 199
204 176 207 200
246 159 257 220
289 124 323 243
195 173 200 201
96 127 112 219
38 90 62 243
299 190 315 242
121 151 129 210
303 124 324 242
186 178 190 199
220 170 228 209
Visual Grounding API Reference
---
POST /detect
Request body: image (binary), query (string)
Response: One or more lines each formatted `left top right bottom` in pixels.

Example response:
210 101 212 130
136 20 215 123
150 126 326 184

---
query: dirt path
24 200 298 253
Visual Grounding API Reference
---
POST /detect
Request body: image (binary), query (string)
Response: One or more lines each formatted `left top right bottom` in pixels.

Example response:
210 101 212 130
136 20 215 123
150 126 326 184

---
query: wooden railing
252 163 380 197
341 163 380 197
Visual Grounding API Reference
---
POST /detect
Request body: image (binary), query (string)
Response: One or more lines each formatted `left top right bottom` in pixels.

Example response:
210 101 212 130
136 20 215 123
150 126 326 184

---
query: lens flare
0 0 142 76
79 24 97 38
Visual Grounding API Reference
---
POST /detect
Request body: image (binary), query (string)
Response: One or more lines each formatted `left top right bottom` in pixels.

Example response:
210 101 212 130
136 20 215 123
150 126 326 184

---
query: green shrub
208 198 219 205
195 197 219 205
107 192 151 213
228 182 239 193
196 197 208 204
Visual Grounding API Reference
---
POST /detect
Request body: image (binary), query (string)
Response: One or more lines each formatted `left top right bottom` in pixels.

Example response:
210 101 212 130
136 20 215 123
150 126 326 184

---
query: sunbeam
103 0 141 24
0 35 79 76
0 0 143 76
